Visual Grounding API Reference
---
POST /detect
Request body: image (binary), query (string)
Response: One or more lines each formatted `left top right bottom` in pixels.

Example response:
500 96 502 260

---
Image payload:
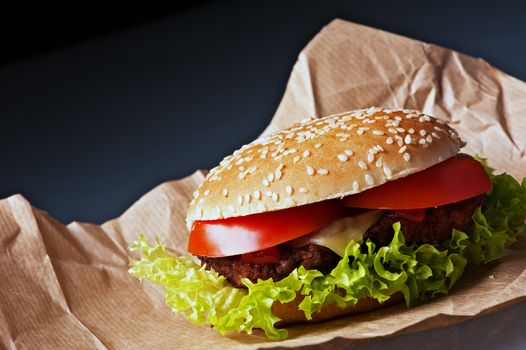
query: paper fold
1 19 525 349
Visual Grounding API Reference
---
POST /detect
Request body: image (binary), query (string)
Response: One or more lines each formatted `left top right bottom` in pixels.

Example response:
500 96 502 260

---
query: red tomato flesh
394 209 426 223
188 200 349 257
342 154 491 209
242 246 281 264
188 154 490 257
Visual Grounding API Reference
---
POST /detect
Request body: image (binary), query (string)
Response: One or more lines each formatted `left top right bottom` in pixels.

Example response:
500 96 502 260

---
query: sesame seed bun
187 107 465 229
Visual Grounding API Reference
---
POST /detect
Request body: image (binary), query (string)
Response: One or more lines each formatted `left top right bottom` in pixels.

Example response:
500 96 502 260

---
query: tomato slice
241 246 281 264
189 154 490 258
394 209 426 223
188 200 348 257
342 154 491 209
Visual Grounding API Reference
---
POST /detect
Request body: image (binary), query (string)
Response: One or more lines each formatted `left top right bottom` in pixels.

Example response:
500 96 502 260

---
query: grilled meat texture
199 244 339 288
199 195 485 288
364 194 485 246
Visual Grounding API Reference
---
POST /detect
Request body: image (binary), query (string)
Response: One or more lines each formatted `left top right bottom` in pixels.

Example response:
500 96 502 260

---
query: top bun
186 108 465 229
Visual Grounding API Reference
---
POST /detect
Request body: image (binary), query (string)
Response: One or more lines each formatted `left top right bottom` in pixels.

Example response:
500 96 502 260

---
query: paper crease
1 19 526 349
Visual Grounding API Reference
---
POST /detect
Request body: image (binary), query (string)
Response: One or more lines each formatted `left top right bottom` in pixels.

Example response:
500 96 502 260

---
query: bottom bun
272 292 403 326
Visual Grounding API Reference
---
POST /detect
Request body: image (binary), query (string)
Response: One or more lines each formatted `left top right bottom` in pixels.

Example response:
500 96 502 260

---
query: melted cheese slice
307 210 383 257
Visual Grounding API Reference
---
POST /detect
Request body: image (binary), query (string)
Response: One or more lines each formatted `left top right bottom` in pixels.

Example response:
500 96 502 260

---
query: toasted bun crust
187 108 464 229
272 291 403 326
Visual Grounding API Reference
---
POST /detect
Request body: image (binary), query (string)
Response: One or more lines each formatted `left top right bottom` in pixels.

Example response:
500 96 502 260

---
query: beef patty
198 195 485 288
363 194 485 246
199 244 339 288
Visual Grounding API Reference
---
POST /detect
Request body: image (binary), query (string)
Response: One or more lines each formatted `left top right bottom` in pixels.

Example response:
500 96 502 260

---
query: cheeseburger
130 108 526 339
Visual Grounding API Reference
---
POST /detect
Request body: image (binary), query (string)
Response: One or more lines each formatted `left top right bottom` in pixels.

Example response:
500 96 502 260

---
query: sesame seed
204 190 210 196
238 172 246 179
358 160 367 170
222 188 229 197
373 130 384 135
272 192 279 202
386 137 394 144
338 154 349 161
303 150 310 158
265 191 272 197
396 127 406 133
299 187 308 193
285 197 296 206
318 168 329 175
357 129 364 135
375 159 383 168
262 179 270 187
353 181 360 191
307 166 315 176
404 135 412 144
275 169 283 180
238 166 246 171
253 190 261 200
388 128 398 134
419 139 427 145
344 149 354 156
403 152 411 161
268 173 275 182
367 153 375 163
408 128 415 134
432 132 441 139
419 129 427 136
365 174 374 185
315 143 322 148
383 166 392 177
426 135 433 143
257 203 266 211
245 194 251 203
238 195 244 205
286 185 293 195
397 139 404 147
228 205 236 214
399 145 407 153
293 156 301 163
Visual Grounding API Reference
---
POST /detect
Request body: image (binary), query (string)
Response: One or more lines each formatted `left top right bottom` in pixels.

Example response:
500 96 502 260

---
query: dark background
1 0 525 225
2 1 526 349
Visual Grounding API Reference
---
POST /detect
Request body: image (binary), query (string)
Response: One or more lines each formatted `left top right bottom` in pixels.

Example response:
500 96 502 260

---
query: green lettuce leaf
129 162 526 340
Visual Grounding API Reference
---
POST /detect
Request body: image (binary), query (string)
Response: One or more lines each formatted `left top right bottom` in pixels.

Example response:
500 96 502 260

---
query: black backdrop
2 1 526 349
1 0 525 224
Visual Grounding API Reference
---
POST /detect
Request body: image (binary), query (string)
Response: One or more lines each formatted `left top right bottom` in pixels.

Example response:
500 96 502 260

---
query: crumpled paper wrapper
1 19 525 350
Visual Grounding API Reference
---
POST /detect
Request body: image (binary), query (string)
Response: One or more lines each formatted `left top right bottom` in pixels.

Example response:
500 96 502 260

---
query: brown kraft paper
1 19 525 349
